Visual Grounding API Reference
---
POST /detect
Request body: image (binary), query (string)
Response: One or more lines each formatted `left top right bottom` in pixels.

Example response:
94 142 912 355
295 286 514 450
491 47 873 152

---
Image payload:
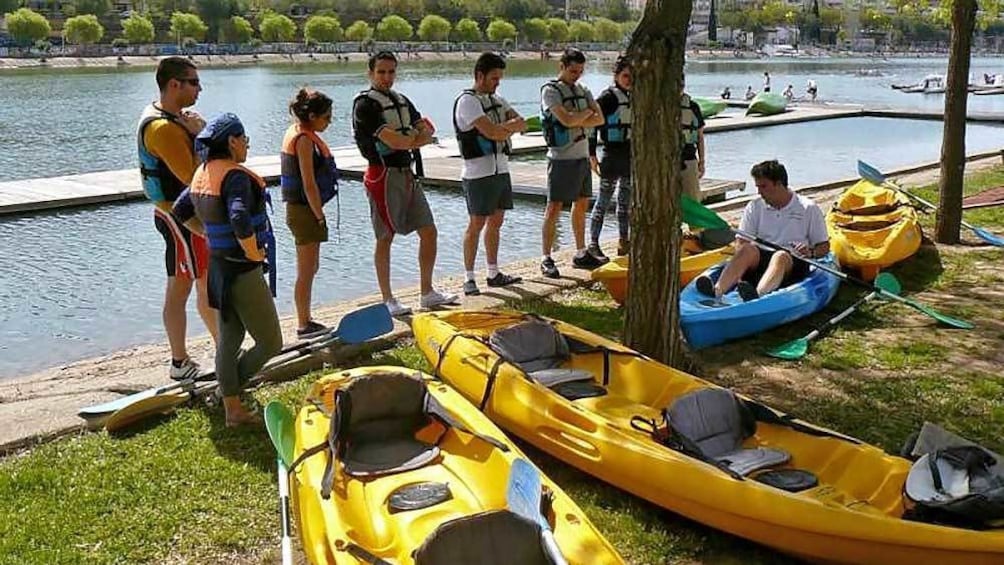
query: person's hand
179 110 206 135
698 160 706 178
589 156 600 175
247 248 266 262
789 241 810 257
416 117 436 136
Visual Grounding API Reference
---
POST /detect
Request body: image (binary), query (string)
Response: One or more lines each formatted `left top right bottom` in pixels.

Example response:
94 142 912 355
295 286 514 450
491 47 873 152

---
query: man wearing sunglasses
137 56 218 381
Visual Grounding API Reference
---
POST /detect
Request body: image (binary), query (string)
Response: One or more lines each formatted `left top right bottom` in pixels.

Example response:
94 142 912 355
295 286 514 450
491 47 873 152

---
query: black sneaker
572 252 603 270
297 320 330 339
463 279 481 296
695 275 715 297
486 272 523 288
587 244 609 263
540 257 560 279
737 281 760 302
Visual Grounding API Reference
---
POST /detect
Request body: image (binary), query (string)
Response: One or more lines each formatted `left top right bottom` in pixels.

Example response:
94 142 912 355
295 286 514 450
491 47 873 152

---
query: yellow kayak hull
827 180 922 281
291 365 624 565
413 311 1004 564
591 245 733 305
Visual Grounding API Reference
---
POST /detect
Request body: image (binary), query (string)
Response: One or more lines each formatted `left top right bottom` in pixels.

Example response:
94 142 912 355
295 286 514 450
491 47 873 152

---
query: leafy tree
460 0 492 23
485 18 516 41
601 0 629 21
222 15 254 43
568 19 595 41
452 17 481 41
122 13 155 44
260 12 296 42
75 0 112 16
64 14 104 45
593 16 622 42
195 0 240 42
376 14 413 41
522 17 548 42
304 14 343 42
0 0 19 17
170 11 208 42
819 7 843 29
385 0 424 22
861 6 892 32
417 14 450 41
546 17 569 42
5 8 51 46
423 0 464 22
492 0 540 23
345 19 374 41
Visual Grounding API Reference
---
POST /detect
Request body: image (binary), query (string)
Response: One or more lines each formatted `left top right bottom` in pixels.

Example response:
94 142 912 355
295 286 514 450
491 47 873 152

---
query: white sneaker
385 297 413 317
420 289 460 309
169 357 201 382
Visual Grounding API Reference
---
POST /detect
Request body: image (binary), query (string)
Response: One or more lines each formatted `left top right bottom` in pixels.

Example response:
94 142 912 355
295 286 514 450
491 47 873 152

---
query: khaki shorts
682 159 701 201
363 165 435 239
285 203 328 245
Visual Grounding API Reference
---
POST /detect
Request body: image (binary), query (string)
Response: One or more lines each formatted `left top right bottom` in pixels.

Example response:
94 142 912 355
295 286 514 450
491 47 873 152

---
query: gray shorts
363 165 435 239
463 173 514 216
547 158 592 205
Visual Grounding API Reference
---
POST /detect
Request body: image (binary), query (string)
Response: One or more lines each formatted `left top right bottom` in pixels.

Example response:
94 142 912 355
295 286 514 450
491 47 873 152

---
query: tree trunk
936 0 977 244
623 0 692 366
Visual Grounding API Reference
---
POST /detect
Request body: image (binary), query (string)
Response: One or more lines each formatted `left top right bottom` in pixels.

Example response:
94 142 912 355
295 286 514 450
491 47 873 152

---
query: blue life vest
136 104 192 203
279 123 339 205
453 89 512 160
540 80 588 148
599 85 631 145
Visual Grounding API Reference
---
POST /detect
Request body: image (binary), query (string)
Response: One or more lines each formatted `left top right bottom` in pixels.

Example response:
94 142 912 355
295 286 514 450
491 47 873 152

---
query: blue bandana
195 113 245 162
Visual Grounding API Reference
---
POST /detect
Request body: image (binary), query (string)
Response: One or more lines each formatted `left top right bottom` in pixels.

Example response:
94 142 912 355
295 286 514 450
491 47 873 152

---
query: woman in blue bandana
173 113 282 427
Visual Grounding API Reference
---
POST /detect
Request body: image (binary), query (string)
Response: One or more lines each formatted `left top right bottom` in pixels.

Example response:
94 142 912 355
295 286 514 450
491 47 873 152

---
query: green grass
910 166 1004 231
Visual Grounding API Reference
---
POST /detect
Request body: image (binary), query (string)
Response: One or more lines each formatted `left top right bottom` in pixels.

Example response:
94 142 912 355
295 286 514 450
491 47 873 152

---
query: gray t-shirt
541 81 595 161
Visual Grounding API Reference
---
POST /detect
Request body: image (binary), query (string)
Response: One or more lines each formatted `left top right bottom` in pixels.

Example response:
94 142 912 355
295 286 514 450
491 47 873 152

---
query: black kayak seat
668 388 790 476
413 510 555 565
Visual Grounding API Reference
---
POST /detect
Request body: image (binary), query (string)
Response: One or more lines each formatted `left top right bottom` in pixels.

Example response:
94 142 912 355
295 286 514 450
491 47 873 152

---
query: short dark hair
750 160 788 187
368 50 398 71
156 56 197 91
613 55 631 75
289 87 333 122
474 52 506 78
560 48 586 67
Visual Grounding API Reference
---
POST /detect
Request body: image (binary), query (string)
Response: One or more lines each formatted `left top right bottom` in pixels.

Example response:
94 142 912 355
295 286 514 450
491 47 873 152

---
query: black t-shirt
352 91 423 168
682 100 705 162
588 87 631 160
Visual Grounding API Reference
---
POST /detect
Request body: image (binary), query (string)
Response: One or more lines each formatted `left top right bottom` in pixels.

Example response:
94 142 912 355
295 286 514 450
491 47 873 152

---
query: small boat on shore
745 92 788 116
694 96 727 118
974 86 1004 96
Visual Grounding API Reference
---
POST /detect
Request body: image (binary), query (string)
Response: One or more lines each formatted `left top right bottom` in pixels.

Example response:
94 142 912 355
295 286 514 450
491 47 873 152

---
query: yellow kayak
591 245 733 305
413 311 1004 564
827 180 922 281
291 365 624 565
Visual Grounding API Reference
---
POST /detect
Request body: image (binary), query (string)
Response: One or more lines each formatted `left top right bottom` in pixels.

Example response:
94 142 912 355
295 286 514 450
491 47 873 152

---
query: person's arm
807 204 831 258
294 135 325 222
171 188 205 236
144 122 199 212
736 201 758 249
459 95 512 142
543 84 595 127
502 104 526 133
580 91 605 128
224 172 265 262
694 104 707 178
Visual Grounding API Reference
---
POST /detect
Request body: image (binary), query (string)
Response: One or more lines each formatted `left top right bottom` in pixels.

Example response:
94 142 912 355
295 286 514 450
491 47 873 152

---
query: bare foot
225 409 262 428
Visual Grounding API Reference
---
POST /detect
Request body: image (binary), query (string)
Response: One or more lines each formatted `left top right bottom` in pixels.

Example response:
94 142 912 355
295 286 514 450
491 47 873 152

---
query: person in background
538 48 605 278
763 70 771 92
782 84 795 101
173 113 282 427
352 51 458 316
721 86 732 100
807 78 818 101
588 55 633 259
136 56 218 381
745 85 756 100
453 52 526 297
680 74 706 205
280 88 339 339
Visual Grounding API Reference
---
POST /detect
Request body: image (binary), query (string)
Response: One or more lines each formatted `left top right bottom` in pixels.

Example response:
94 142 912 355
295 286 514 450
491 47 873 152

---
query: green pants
216 267 283 398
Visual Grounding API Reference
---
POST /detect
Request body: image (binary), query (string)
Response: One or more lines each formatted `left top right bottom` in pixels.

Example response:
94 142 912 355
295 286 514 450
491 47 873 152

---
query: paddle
692 197 974 329
766 272 901 360
80 303 393 424
265 401 296 565
507 458 568 565
858 160 1004 247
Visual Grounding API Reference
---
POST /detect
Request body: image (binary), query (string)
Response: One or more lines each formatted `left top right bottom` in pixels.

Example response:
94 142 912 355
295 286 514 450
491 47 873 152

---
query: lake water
2 56 1003 377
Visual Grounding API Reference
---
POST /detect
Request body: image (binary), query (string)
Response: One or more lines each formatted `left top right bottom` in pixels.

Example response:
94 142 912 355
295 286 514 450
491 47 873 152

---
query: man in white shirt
453 52 527 296
696 160 829 301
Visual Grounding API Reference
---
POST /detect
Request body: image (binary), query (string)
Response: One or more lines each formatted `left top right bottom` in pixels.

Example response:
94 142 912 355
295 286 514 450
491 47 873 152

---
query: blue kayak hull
680 256 841 349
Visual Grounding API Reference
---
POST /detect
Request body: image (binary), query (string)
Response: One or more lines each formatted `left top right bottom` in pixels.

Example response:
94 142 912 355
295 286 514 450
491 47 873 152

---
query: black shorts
743 249 810 287
463 173 514 216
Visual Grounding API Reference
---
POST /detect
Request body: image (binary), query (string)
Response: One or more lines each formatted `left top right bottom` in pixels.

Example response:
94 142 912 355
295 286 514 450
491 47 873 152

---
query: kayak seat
490 320 607 400
413 510 553 565
668 388 790 476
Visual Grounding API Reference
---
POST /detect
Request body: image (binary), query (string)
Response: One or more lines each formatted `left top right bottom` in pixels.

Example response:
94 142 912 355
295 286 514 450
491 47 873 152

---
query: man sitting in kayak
695 160 829 302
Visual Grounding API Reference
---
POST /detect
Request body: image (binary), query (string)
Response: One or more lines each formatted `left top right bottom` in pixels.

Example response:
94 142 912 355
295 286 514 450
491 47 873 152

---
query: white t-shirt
454 91 514 180
739 193 829 249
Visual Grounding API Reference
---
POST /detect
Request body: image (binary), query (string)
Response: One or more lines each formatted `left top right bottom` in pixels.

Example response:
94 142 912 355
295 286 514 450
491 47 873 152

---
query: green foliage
568 19 595 42
122 13 155 44
0 0 19 18
344 19 374 41
376 14 413 41
417 14 451 41
111 37 128 47
64 14 104 45
223 15 254 43
600 0 629 21
522 16 548 42
259 12 296 42
385 0 424 22
304 14 342 42
861 6 892 31
74 0 112 17
5 8 51 46
546 17 568 42
819 6 843 29
486 17 516 41
459 0 492 22
452 17 481 42
170 11 208 41
195 0 240 40
492 0 546 24
593 16 622 42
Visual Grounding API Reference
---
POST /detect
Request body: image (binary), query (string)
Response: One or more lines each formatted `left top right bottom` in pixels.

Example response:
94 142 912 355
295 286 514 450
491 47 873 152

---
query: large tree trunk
936 0 977 244
623 0 692 365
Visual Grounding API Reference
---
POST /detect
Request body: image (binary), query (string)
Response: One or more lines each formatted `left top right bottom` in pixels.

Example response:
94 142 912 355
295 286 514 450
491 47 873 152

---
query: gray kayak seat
490 320 605 399
668 388 790 476
414 509 555 565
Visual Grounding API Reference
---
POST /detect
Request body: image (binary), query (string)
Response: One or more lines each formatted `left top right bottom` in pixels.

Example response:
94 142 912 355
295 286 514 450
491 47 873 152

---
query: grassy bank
2 171 1002 564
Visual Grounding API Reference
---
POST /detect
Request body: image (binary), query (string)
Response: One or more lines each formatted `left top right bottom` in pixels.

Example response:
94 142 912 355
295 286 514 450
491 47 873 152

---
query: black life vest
599 85 631 144
453 89 511 159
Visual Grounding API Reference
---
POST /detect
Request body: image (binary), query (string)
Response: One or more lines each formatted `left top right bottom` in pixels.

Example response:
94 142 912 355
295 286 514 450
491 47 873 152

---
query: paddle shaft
733 229 973 329
803 290 879 342
277 460 294 565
